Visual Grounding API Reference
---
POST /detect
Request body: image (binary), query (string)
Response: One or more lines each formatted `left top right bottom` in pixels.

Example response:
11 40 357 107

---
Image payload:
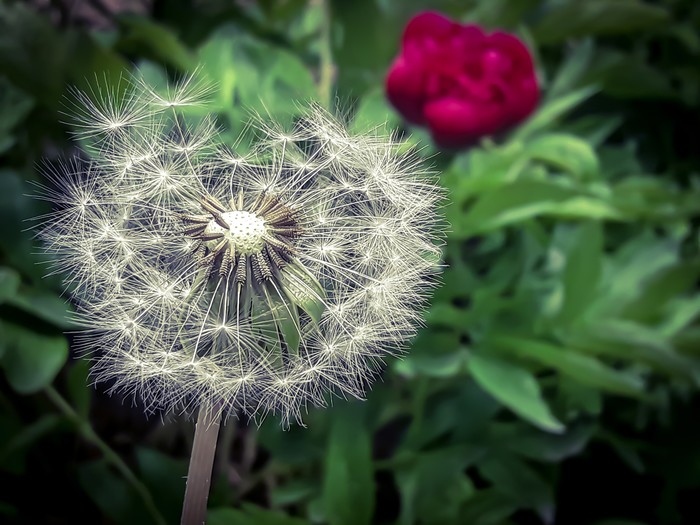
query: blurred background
1 0 700 524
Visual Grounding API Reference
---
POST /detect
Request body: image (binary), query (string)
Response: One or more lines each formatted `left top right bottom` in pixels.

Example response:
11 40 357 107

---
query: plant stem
44 386 167 525
181 403 222 525
316 0 334 109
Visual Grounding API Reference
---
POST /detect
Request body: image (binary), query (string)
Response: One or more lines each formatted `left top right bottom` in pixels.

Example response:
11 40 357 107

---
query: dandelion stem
316 0 335 109
181 403 222 525
44 386 167 525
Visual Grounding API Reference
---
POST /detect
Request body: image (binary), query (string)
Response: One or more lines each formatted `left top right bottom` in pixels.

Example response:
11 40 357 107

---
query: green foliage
531 1 671 44
0 0 699 524
322 403 375 525
0 319 68 394
196 24 317 144
467 350 564 433
209 504 310 525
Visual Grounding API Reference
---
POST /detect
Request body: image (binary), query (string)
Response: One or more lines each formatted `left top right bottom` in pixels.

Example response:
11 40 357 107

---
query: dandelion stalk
181 403 221 525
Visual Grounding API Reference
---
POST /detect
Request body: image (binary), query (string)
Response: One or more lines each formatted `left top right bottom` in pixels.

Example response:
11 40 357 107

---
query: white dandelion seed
35 73 444 426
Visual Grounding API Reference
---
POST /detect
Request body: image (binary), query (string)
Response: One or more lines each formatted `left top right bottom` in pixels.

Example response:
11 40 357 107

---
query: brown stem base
181 404 222 525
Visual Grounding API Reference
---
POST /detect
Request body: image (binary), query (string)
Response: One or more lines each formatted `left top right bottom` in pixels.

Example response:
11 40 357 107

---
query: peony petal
424 98 506 148
506 76 540 124
402 11 455 45
482 49 512 77
385 57 427 124
488 32 536 77
453 24 487 50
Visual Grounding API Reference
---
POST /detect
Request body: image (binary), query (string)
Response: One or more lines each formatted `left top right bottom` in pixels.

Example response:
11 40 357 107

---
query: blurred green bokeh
1 1 699 524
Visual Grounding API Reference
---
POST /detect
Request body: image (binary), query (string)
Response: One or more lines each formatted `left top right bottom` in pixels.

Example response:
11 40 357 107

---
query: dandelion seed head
36 72 444 426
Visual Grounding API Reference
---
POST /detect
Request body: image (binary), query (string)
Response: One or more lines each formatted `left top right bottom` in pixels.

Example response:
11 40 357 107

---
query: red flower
385 11 539 149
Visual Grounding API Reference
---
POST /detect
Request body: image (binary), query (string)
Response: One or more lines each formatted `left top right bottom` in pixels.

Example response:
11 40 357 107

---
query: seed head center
205 210 266 255
185 192 300 282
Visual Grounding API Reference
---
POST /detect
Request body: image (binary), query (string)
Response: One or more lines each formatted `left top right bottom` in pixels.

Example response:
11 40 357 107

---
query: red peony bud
385 11 539 149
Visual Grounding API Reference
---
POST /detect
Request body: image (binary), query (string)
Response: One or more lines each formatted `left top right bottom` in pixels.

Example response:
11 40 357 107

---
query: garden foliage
0 0 699 524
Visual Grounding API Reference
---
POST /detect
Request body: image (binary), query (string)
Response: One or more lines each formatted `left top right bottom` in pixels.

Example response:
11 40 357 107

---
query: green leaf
281 261 326 325
533 1 670 45
467 351 565 433
197 26 317 141
564 319 698 382
393 349 468 379
621 260 700 324
0 414 63 469
0 266 20 303
350 87 400 134
78 460 149 525
592 235 680 317
425 303 468 329
265 48 317 102
0 4 70 106
0 170 49 282
525 133 600 180
456 179 625 236
66 358 91 419
561 114 623 148
556 222 603 324
263 286 301 355
544 197 628 220
510 85 599 141
277 306 302 355
5 287 74 329
135 448 187 525
458 488 518 525
0 319 68 394
662 295 700 339
560 379 603 416
402 382 498 450
490 336 646 397
494 421 596 463
586 50 676 100
323 402 374 525
0 4 126 109
270 480 317 508
257 417 323 465
395 445 481 525
599 432 645 474
0 76 33 136
116 15 195 71
467 0 543 30
445 141 525 204
396 329 464 380
546 39 595 101
331 0 399 96
197 26 243 109
451 382 502 441
208 505 309 525
479 454 554 521
458 179 572 233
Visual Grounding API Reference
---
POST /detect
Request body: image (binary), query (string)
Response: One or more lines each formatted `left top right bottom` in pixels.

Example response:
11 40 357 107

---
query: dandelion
35 71 442 521
36 71 444 522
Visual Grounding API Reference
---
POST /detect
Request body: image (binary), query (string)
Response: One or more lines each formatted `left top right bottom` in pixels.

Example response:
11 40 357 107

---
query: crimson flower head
385 11 539 149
